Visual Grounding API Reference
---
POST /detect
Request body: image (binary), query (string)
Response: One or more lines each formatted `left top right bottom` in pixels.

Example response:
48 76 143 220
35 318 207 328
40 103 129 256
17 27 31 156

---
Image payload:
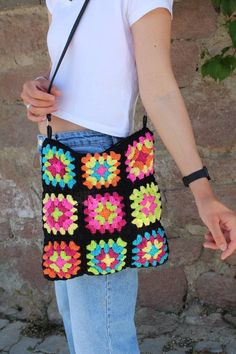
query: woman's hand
195 195 236 260
20 78 61 122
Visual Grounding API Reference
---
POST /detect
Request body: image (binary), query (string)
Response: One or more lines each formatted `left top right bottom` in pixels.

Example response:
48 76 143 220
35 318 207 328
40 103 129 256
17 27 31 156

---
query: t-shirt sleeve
127 0 174 26
45 0 56 14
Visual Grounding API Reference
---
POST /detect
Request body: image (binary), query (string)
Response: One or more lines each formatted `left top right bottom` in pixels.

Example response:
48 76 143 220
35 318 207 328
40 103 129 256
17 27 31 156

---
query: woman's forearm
142 84 215 201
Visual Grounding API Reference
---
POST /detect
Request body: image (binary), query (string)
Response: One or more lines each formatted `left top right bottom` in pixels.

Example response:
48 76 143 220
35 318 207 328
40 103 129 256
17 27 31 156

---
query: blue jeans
36 128 140 354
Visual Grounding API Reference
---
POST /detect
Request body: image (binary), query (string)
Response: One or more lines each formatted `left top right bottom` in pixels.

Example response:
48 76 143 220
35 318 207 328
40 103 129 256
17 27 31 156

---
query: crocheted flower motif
131 228 168 267
81 152 121 189
42 144 76 189
86 238 127 275
129 182 161 228
125 132 154 182
43 193 78 235
43 241 81 279
83 192 126 234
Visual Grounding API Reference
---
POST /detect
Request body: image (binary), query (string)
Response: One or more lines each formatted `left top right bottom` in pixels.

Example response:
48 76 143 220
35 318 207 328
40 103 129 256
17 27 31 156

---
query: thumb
209 219 228 251
50 85 62 97
35 80 61 97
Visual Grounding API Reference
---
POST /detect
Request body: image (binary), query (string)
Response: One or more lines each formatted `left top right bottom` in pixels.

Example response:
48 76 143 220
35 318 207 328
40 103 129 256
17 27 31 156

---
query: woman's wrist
189 177 215 204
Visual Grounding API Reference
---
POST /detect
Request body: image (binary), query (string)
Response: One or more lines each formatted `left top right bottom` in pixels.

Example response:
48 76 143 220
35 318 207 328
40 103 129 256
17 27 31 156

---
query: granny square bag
40 0 170 281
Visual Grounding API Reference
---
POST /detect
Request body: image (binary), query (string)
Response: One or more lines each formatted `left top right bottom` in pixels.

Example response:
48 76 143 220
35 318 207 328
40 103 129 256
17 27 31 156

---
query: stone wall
0 0 235 322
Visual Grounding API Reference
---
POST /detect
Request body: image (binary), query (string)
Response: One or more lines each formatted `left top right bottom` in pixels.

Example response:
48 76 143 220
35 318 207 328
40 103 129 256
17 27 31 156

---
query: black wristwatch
182 166 211 187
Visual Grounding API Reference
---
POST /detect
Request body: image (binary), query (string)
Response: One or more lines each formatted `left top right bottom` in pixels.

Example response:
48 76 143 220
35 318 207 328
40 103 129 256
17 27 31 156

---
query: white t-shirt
46 0 173 137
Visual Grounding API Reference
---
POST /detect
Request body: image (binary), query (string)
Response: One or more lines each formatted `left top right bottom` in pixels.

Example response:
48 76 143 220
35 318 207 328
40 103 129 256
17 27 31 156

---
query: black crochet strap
46 0 91 139
142 115 147 128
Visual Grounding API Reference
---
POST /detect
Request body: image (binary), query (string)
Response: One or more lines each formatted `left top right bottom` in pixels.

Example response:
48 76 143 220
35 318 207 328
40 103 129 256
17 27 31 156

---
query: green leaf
201 55 236 81
220 0 236 16
211 0 221 10
222 55 236 71
221 46 232 55
229 20 236 47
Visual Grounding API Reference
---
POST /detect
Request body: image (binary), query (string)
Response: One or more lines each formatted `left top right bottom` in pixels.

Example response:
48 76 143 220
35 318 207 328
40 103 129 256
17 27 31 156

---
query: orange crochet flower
81 151 121 189
125 132 154 182
43 241 81 279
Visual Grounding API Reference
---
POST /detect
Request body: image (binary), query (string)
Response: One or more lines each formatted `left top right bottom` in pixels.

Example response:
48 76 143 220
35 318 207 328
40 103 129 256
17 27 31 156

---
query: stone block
193 340 223 353
0 321 25 351
10 218 43 241
47 297 62 325
0 242 48 290
136 310 179 337
196 272 236 309
211 184 236 213
171 40 199 87
0 282 52 320
204 156 236 184
154 153 183 190
0 6 47 57
16 244 46 289
140 336 168 354
225 340 236 354
0 319 9 330
168 238 203 266
34 335 69 354
172 0 217 40
183 81 236 150
137 267 187 313
164 188 200 225
225 252 236 266
0 221 12 241
9 336 41 354
0 176 35 220
223 313 236 328
0 0 42 10
0 103 42 148
0 148 39 184
0 59 49 102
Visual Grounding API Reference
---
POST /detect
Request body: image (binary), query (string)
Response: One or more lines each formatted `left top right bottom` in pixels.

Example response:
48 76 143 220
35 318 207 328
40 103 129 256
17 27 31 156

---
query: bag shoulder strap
46 0 91 139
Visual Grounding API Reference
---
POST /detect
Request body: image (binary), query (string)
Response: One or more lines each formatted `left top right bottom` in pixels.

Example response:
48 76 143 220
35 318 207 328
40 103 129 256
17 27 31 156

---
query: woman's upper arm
48 10 52 26
47 9 52 70
130 8 177 105
45 0 54 16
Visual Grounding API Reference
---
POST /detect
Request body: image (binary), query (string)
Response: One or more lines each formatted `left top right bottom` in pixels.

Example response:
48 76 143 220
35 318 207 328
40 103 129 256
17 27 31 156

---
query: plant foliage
201 0 236 81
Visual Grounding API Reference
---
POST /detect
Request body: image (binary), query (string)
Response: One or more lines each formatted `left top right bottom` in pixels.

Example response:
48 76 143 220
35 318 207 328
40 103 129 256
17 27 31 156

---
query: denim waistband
37 128 121 140
36 128 124 154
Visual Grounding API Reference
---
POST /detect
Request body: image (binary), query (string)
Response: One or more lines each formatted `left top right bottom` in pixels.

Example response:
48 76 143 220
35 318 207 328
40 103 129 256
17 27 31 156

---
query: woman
20 1 236 353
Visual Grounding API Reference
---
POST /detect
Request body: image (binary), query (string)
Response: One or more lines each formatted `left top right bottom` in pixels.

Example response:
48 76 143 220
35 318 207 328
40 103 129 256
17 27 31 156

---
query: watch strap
182 166 211 187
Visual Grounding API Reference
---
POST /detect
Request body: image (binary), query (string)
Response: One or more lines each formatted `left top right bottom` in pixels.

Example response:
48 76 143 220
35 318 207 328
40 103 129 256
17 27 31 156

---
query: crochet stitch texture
40 123 169 280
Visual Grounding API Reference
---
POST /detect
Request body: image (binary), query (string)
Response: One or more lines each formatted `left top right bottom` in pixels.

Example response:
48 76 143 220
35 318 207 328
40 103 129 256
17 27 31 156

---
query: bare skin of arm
131 8 236 260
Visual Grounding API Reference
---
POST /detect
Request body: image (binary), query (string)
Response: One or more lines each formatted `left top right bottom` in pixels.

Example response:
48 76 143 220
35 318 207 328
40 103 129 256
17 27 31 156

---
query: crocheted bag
40 0 169 281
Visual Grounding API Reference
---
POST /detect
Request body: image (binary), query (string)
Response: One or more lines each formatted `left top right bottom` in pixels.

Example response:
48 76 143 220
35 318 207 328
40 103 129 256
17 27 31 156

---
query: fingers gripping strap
46 0 91 138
